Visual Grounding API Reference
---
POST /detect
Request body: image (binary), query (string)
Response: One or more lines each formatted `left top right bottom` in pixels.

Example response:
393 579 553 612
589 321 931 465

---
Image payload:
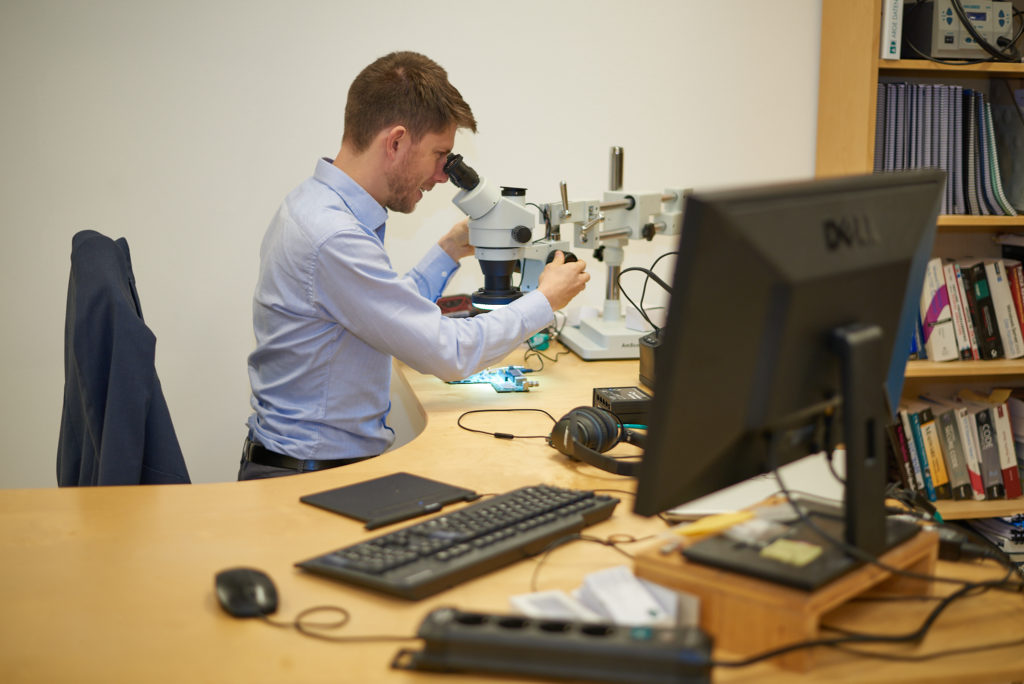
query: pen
365 501 442 530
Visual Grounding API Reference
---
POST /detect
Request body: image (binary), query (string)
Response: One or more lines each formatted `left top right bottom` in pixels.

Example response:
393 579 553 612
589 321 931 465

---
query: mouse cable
259 606 417 643
527 531 660 593
456 408 556 440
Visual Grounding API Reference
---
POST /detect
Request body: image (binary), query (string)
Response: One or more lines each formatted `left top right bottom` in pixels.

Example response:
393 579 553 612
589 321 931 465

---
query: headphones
548 406 644 476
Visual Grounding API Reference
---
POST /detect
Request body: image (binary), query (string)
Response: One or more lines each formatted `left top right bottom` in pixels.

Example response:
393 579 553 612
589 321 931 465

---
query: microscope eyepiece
444 153 480 191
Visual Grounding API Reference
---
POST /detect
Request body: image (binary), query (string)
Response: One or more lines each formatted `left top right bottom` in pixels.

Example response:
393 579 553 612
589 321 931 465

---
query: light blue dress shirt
247 159 554 461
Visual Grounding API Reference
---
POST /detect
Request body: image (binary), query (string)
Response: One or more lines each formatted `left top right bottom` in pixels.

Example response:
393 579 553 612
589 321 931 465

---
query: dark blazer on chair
57 230 190 486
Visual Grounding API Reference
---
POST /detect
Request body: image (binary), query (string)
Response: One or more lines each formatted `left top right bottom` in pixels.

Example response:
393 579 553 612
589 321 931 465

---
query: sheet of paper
664 451 845 521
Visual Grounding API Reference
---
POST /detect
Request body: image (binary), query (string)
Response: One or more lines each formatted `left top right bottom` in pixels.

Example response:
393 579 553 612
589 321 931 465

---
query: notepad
300 472 478 530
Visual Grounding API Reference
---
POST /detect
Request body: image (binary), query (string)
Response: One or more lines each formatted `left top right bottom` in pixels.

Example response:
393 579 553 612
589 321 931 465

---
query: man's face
384 126 456 214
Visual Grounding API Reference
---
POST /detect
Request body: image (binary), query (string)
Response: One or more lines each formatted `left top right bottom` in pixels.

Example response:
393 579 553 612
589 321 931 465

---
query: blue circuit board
447 366 537 392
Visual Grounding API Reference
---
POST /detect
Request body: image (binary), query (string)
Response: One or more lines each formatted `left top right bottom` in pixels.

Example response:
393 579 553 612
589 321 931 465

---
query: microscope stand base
559 317 647 360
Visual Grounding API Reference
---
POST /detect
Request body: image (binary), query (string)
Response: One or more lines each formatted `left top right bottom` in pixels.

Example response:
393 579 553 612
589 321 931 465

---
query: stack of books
874 82 1019 216
966 514 1024 570
914 256 1024 362
890 390 1024 504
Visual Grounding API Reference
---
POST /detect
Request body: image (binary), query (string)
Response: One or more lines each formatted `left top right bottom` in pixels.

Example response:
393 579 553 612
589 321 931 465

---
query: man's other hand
537 251 589 311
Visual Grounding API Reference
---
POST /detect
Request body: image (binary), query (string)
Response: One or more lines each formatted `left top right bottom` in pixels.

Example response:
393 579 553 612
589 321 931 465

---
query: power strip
392 607 712 684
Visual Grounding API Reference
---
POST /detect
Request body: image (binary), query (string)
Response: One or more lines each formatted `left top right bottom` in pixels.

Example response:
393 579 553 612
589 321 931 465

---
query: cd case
300 472 479 529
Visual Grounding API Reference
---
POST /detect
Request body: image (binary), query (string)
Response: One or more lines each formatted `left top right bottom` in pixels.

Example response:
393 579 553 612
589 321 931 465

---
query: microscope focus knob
511 226 532 244
545 250 578 264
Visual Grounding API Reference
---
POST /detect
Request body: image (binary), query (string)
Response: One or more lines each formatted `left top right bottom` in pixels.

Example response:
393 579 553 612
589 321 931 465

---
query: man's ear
383 125 409 160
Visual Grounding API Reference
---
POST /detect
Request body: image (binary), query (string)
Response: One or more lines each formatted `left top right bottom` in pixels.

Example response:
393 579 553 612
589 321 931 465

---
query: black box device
592 386 652 426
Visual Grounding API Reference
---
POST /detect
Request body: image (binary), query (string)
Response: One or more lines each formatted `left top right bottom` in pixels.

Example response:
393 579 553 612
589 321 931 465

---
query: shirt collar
314 158 388 236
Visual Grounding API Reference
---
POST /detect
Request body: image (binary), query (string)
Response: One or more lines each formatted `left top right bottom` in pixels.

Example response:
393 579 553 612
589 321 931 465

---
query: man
240 52 590 480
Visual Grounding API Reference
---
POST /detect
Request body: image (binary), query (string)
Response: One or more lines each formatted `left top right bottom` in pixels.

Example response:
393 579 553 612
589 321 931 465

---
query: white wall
0 0 822 488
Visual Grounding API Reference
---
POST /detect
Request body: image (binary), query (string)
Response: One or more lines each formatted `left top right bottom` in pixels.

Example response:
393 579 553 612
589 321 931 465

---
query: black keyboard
296 484 619 600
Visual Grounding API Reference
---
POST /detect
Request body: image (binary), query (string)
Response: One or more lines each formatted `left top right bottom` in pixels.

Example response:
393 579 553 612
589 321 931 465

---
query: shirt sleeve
405 243 459 302
313 229 554 381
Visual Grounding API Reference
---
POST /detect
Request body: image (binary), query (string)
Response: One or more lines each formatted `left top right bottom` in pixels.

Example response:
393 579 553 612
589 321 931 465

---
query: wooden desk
1 352 1022 683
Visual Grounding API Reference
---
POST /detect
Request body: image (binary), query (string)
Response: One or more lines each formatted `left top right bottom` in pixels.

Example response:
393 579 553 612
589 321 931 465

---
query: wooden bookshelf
935 496 1024 520
880 58 1024 78
817 0 1024 520
905 358 1024 380
937 214 1024 232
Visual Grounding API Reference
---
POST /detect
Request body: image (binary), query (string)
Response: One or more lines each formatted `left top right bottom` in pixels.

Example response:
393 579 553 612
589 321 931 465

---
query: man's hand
438 218 474 262
537 251 590 311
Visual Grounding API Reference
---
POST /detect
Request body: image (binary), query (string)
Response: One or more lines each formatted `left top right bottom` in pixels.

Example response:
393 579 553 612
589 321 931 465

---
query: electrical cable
523 323 570 371
616 262 674 332
259 606 417 643
456 408 557 440
527 531 659 592
767 437 1022 587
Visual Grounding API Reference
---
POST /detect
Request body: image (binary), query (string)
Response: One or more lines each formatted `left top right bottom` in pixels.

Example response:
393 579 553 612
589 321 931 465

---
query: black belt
243 438 374 472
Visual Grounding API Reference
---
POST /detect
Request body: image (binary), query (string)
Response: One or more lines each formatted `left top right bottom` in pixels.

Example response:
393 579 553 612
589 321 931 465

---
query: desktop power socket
393 607 712 684
593 385 652 426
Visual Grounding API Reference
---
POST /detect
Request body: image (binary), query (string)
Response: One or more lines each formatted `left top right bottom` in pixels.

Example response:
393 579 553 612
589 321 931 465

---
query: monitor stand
633 523 938 672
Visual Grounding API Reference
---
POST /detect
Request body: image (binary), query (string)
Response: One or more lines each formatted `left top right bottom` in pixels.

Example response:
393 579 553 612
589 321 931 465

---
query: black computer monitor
633 169 944 588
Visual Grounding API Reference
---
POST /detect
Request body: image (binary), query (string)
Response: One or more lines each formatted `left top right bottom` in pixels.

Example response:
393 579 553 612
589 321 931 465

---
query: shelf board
937 215 1024 233
879 59 1024 77
905 359 1024 379
934 497 1024 520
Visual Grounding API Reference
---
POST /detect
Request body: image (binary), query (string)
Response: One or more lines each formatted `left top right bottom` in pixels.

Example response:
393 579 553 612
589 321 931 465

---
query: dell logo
823 216 880 250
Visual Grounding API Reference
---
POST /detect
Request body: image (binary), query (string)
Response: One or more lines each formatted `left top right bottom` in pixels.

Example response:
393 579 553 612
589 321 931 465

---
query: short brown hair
342 52 477 153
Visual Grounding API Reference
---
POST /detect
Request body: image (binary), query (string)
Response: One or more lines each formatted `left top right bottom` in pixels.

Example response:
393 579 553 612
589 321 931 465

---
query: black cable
526 202 552 241
828 634 1024 662
769 446 1021 587
637 251 678 318
456 408 557 440
710 576 1023 668
527 532 658 592
617 265 673 332
259 607 417 643
523 325 570 371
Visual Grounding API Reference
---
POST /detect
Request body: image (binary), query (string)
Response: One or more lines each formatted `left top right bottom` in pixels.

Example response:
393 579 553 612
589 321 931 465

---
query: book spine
985 260 1024 358
993 403 1023 499
976 408 1007 499
908 409 938 501
919 258 959 361
900 408 929 496
885 423 912 491
943 260 974 360
1006 261 1024 336
936 409 973 500
890 421 919 493
919 408 952 499
880 0 903 60
955 405 987 500
962 261 1005 359
953 262 981 359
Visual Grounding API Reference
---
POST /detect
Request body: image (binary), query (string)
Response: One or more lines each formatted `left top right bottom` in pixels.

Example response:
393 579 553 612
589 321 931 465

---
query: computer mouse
214 567 279 618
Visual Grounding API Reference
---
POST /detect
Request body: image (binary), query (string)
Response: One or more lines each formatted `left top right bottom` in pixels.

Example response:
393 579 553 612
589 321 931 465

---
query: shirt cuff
414 244 461 301
510 289 555 331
